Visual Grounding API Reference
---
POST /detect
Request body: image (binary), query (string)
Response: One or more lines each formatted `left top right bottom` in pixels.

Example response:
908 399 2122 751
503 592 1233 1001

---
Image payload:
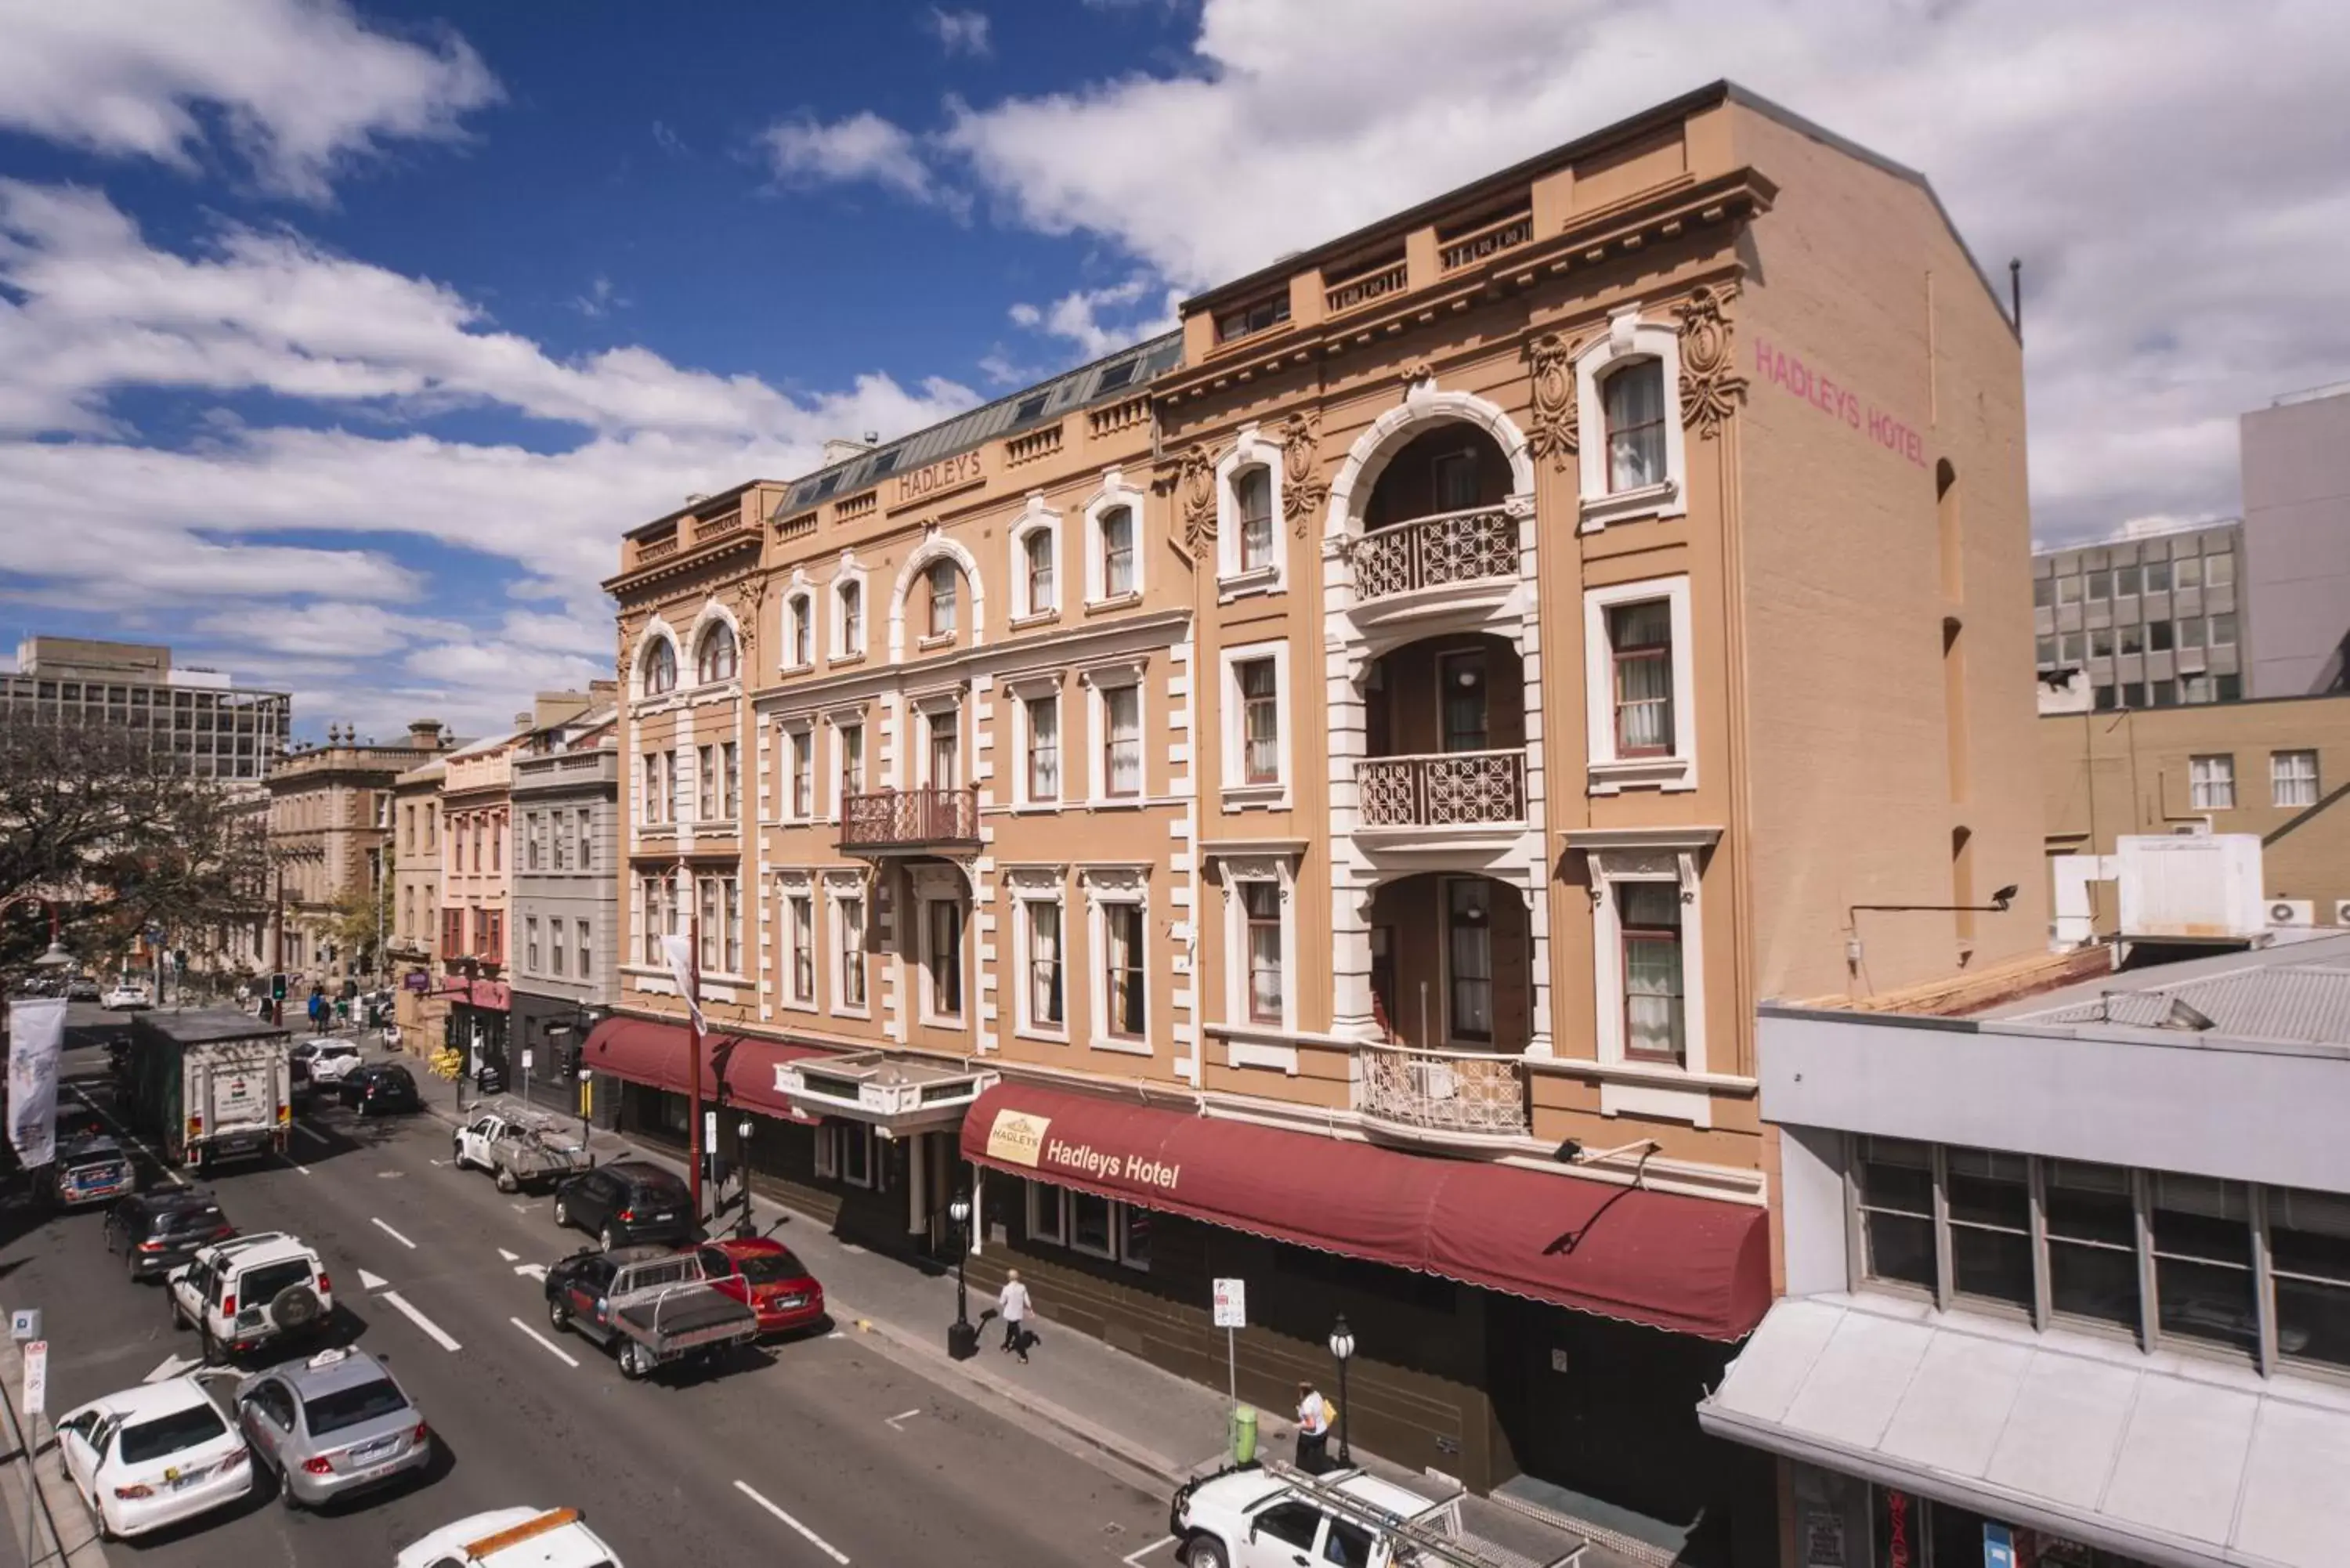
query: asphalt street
2 1009 1174 1566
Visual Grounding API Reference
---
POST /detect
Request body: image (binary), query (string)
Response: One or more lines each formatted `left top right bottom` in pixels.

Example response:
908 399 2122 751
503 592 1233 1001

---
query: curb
0 1335 110 1568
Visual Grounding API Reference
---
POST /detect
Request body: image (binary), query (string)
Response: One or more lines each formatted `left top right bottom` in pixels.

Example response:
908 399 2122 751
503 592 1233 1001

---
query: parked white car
55 1375 252 1541
168 1231 334 1360
396 1505 622 1567
103 982 151 1010
293 1038 363 1084
1169 1461 1585 1568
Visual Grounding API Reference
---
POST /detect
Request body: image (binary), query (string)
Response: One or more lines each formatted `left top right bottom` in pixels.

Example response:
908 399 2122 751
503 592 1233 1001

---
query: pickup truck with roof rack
453 1105 594 1193
542 1245 759 1381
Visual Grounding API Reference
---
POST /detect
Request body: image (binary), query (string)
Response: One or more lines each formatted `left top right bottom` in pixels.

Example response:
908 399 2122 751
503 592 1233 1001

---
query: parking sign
1213 1278 1246 1329
9 1309 38 1342
22 1339 47 1417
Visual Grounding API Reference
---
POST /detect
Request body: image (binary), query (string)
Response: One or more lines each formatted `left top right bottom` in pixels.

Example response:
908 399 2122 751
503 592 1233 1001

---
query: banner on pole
660 934 707 1035
7 999 66 1170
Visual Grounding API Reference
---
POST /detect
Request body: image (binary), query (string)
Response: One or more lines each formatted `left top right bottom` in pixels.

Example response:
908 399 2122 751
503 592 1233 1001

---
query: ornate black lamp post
1329 1314 1356 1466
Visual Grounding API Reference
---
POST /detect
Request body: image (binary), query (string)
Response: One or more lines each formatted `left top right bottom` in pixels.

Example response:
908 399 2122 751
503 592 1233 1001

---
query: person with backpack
1296 1381 1335 1472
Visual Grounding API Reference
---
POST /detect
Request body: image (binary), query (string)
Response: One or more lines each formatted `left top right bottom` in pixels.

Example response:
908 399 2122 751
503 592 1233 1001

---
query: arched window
927 560 960 638
1601 359 1667 493
837 580 864 657
696 622 737 685
644 637 678 695
1024 529 1057 614
1233 466 1274 572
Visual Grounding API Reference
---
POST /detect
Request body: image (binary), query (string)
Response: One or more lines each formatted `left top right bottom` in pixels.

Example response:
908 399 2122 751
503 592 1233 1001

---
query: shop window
1025 1180 1065 1245
1070 1191 1114 1258
1856 1136 1937 1292
817 1122 877 1189
1026 1183 1150 1270
2269 1186 2350 1372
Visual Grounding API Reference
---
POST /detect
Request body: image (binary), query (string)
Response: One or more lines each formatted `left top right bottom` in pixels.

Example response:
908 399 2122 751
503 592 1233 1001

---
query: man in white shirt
1296 1381 1331 1472
997 1269 1033 1362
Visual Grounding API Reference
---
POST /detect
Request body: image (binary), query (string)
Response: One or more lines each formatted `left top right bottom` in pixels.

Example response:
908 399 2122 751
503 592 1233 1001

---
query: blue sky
0 0 2344 739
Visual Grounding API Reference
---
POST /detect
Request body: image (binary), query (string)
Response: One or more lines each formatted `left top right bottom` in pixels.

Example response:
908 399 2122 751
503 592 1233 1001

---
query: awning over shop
1697 1295 2349 1568
580 1017 830 1124
959 1082 1769 1341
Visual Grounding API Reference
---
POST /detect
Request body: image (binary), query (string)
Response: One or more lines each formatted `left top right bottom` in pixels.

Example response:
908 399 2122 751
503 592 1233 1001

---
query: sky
0 0 2343 742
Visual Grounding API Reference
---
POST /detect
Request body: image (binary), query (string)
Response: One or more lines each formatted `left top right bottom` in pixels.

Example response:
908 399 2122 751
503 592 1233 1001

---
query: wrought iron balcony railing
1345 506 1517 603
1357 1042 1529 1139
838 786 981 851
1355 750 1525 829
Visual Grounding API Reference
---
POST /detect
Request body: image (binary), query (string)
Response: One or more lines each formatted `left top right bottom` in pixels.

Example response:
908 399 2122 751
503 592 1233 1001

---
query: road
3 1011 1174 1566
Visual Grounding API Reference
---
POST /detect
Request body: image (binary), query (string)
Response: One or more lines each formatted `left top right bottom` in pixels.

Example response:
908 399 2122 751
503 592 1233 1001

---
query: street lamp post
947 1190 975 1361
455 956 479 1111
1328 1314 1356 1467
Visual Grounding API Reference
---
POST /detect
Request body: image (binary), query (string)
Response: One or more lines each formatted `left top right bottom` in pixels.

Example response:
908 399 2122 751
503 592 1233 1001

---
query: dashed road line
1122 1536 1178 1566
732 1479 849 1565
884 1407 921 1429
381 1291 461 1353
68 1086 184 1187
292 1120 330 1147
371 1216 418 1249
508 1317 579 1368
497 1248 521 1263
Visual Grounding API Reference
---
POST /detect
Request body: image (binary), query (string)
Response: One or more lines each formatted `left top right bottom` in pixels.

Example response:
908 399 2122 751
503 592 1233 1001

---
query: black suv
103 1189 234 1280
552 1161 696 1251
338 1064 422 1117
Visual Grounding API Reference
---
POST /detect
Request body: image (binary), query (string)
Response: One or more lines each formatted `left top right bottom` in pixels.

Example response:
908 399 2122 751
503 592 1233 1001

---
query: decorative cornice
1275 412 1328 540
1165 443 1219 559
1675 282 1747 440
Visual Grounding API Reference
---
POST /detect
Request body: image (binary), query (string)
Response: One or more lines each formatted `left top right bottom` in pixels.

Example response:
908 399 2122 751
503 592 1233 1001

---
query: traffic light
270 972 287 1001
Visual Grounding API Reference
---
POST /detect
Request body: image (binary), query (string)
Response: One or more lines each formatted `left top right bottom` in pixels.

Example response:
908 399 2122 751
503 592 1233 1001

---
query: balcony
1356 750 1524 829
1357 1042 1528 1145
1345 506 1517 605
839 786 980 854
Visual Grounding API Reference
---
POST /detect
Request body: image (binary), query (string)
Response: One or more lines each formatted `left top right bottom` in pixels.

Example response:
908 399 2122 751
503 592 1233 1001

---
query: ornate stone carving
1163 445 1219 560
1398 357 1435 390
1525 331 1579 471
1276 412 1329 540
1675 283 1748 440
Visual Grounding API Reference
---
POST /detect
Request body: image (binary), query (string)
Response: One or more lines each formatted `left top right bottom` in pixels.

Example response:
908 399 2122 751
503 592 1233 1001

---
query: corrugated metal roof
769 333 1180 519
2023 961 2350 1045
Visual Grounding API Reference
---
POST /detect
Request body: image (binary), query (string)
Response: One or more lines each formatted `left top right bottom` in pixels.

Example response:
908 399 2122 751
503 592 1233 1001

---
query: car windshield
374 1068 413 1089
302 1377 408 1435
117 1403 227 1464
735 1252 806 1285
630 1175 687 1204
160 1206 226 1236
240 1259 313 1303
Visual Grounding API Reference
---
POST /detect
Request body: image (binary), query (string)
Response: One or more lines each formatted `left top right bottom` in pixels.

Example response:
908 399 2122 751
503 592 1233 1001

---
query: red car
698 1238 825 1335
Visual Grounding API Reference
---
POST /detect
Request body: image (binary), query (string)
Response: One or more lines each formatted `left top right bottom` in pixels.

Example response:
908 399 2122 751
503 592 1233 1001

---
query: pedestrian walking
1295 1381 1333 1473
997 1269 1033 1362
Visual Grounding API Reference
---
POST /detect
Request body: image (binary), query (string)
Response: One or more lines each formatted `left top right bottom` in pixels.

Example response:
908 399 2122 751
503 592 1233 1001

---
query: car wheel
552 1196 570 1230
89 1490 117 1543
618 1341 650 1381
1184 1537 1228 1568
199 1325 219 1364
277 1458 302 1511
494 1165 519 1194
598 1226 618 1253
548 1295 570 1332
168 1295 189 1331
451 1137 467 1169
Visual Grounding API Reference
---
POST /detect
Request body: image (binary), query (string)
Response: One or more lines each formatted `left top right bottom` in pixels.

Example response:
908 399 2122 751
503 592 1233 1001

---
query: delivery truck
125 1010 293 1171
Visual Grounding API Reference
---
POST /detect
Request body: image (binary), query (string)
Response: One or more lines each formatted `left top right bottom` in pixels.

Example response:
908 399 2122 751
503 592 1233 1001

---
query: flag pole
681 854 703 1224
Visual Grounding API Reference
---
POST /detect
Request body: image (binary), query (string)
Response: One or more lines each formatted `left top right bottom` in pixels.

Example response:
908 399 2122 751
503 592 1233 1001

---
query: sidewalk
387 1039 1626 1568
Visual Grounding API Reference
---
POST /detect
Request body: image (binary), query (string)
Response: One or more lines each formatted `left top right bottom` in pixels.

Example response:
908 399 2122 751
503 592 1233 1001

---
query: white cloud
1006 275 1180 362
0 0 500 202
569 275 626 319
927 8 994 58
861 0 2350 542
757 111 945 207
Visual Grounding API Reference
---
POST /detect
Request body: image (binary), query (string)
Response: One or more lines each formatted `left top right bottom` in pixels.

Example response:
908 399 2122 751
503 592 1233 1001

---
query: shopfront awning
959 1082 1769 1341
1697 1295 2350 1568
580 1017 831 1125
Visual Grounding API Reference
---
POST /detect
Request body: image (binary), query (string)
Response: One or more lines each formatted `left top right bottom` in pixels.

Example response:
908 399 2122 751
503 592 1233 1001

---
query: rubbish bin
1231 1404 1258 1465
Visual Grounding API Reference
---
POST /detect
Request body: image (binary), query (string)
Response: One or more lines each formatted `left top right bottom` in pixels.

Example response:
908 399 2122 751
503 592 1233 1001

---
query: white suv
167 1232 334 1360
1169 1462 1582 1568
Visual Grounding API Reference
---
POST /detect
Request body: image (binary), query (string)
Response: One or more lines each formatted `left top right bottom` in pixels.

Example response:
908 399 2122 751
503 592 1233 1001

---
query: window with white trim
696 874 741 974
1444 880 1492 1043
1103 902 1144 1040
721 741 739 820
1018 897 1065 1035
835 577 865 659
816 1122 877 1189
2190 753 2236 810
926 560 960 639
922 894 965 1024
1098 682 1141 800
1217 641 1289 803
577 919 591 979
787 728 814 820
642 636 677 695
1600 359 1668 493
525 916 540 974
784 594 813 670
1239 659 1278 785
696 744 715 822
1583 576 1697 793
787 893 815 1006
696 621 738 685
1025 694 1059 804
1618 880 1685 1064
832 719 865 817
1234 465 1274 573
1024 529 1056 615
550 917 565 978
1026 1182 1150 1270
924 710 960 790
2272 750 2319 808
1094 505 1137 601
833 891 867 1011
1607 602 1674 757
1242 882 1283 1024
1572 312 1688 529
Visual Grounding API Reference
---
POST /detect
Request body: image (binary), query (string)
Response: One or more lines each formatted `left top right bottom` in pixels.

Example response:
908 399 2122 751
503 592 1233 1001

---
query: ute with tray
452 1104 594 1193
541 1244 758 1381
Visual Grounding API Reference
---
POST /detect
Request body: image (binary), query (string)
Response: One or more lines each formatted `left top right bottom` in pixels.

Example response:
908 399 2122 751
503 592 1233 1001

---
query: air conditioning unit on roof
2333 899 2350 927
2269 898 2315 927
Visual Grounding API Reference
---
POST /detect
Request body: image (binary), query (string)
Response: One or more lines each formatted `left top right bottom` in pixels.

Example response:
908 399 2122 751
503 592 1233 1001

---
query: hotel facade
595 83 2043 1563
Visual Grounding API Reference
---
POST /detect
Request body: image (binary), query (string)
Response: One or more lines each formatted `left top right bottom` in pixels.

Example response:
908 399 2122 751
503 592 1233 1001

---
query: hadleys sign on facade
895 450 984 508
984 1107 1050 1167
978 1104 1182 1194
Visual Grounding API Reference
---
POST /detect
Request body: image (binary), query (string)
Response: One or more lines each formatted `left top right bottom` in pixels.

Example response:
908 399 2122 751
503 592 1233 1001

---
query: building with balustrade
595 81 2044 1565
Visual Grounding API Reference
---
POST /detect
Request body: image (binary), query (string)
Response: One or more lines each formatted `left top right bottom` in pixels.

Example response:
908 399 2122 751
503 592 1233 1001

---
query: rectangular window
2149 619 2175 652
724 876 740 974
2189 753 2236 810
2269 1186 2350 1372
526 917 540 973
1603 359 1666 492
926 898 964 1020
1024 529 1055 612
550 919 564 977
2207 551 2236 587
2180 614 2206 650
2032 577 2054 608
1438 649 1488 753
1433 449 1479 512
577 808 593 871
790 600 812 667
2211 611 2238 647
2035 636 2057 668
2088 569 2110 602
2218 673 2243 701
1026 696 1059 802
2090 626 2113 658
721 741 739 819
1242 882 1283 1024
577 919 591 979
1102 685 1141 798
1445 880 1492 1043
837 723 864 812
699 876 720 970
1609 601 1675 756
1101 507 1136 598
1103 903 1145 1038
2117 563 2142 596
2045 1159 2140 1331
697 744 715 822
927 562 959 638
2056 573 2081 605
1026 901 1063 1029
1946 1147 2032 1311
2177 555 2204 589
838 896 866 1008
2272 750 2319 807
789 894 815 1005
927 712 958 790
1856 1136 1938 1292
841 583 864 656
2146 558 2171 591
2119 622 2143 656
2150 1173 2257 1354
839 1123 873 1188
1235 467 1274 573
2150 679 2177 708
790 731 813 819
1071 1190 1115 1258
1238 659 1280 784
1026 1181 1065 1245
1618 880 1685 1064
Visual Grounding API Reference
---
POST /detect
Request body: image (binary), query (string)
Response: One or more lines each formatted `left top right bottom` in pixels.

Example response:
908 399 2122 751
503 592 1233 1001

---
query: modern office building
0 636 291 780
2242 381 2350 699
2032 522 2247 714
591 81 2047 1561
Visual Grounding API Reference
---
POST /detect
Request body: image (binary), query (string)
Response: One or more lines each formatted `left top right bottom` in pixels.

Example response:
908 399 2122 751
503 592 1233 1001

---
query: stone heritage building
266 724 452 985
389 739 452 1045
594 82 2043 1563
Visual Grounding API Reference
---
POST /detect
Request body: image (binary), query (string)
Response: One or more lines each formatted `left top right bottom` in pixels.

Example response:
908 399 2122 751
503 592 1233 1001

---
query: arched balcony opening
1356 633 1527 832
1348 421 1519 605
1356 871 1534 1143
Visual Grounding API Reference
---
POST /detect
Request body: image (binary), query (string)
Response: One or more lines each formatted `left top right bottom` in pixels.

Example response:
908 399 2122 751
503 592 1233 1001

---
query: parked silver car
233 1347 431 1510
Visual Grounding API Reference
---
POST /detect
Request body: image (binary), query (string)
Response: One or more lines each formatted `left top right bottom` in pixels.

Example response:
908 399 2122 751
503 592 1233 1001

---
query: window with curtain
1609 601 1674 757
1027 901 1063 1028
790 732 812 818
1445 880 1491 1042
696 623 737 684
1602 359 1666 492
927 712 958 790
1025 529 1055 612
699 876 720 970
788 598 811 667
789 894 815 1004
1234 466 1273 572
838 580 863 655
696 744 715 821
644 638 676 694
1618 880 1685 1064
1242 882 1283 1024
837 895 866 1007
1026 695 1058 801
2272 750 2319 808
1101 506 1136 597
1103 685 1141 797
2189 753 2235 810
926 898 963 1018
1104 903 1145 1037
721 741 739 818
837 722 864 813
927 560 959 638
550 919 564 977
577 919 591 978
1238 659 1279 783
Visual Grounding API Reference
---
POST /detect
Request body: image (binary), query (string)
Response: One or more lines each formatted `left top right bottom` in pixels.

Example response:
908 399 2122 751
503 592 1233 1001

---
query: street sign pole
20 1336 47 1568
1213 1278 1246 1404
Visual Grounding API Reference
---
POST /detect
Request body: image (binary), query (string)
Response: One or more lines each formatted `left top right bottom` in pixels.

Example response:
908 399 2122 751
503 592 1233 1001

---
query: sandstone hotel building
596 81 2043 1564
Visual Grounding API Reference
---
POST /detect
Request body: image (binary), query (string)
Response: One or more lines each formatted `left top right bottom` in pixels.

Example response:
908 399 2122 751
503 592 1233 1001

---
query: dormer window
695 623 736 685
1214 292 1290 345
926 560 960 638
644 638 677 695
1602 360 1668 493
1235 466 1274 573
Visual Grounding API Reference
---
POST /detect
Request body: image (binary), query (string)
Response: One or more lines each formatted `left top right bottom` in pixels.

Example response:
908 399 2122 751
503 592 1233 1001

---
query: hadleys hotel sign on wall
1752 336 1928 469
982 1106 1182 1194
895 450 985 508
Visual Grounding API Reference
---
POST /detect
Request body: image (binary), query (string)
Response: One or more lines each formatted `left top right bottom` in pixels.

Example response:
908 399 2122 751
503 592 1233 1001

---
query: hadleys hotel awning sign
962 1081 1771 1343
982 1106 1180 1195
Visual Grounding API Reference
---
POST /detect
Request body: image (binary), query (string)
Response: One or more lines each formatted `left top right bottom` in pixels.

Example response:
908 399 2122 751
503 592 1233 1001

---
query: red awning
960 1082 1769 1342
580 1017 830 1124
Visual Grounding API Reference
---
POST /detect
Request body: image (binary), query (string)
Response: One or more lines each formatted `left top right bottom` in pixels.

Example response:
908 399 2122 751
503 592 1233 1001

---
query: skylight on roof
1097 359 1137 392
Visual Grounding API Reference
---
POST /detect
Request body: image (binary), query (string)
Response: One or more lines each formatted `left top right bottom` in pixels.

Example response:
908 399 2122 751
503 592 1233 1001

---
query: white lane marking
732 1479 849 1565
508 1317 579 1368
293 1120 329 1147
508 1202 533 1213
1122 1537 1178 1566
381 1291 461 1353
143 1353 202 1384
513 1262 548 1282
884 1407 921 1429
497 1248 520 1263
371 1217 418 1250
68 1086 185 1188
357 1268 390 1291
